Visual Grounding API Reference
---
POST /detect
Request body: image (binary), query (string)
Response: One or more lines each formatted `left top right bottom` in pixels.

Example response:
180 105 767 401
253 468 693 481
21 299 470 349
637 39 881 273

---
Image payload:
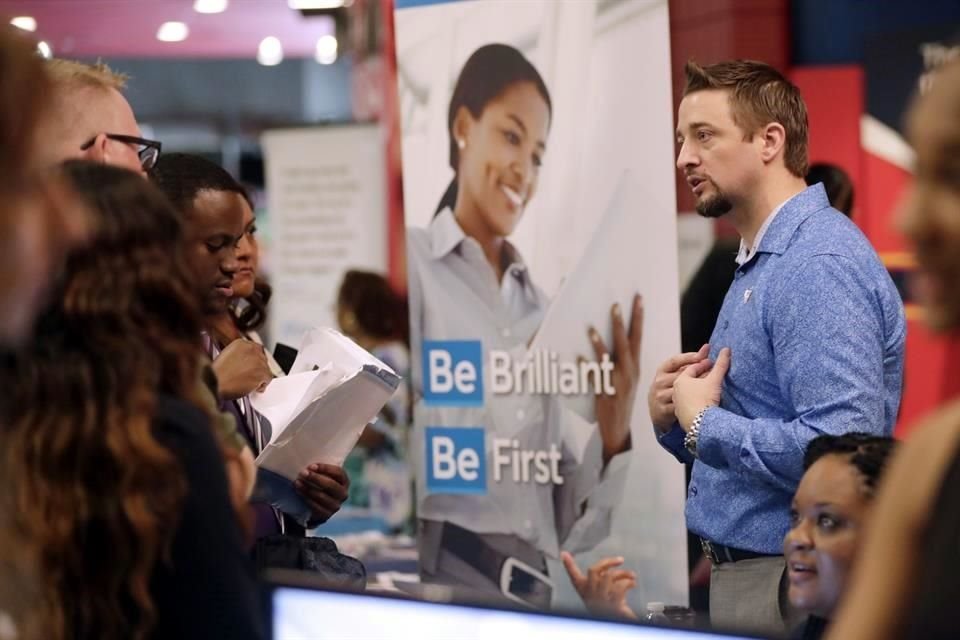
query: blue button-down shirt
659 184 906 554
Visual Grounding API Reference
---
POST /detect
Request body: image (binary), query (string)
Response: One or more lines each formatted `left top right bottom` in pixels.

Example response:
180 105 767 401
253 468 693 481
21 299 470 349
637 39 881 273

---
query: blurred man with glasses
35 58 160 174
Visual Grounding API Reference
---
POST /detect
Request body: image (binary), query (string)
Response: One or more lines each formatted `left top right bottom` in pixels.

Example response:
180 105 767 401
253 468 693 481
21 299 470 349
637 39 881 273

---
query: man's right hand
212 339 273 400
647 344 709 431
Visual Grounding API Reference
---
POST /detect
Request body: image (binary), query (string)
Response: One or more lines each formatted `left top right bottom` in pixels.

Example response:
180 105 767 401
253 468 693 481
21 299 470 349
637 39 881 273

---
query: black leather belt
700 538 775 564
438 521 553 608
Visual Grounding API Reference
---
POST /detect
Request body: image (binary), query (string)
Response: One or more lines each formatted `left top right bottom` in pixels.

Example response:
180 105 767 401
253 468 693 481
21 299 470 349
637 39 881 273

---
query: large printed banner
394 0 687 611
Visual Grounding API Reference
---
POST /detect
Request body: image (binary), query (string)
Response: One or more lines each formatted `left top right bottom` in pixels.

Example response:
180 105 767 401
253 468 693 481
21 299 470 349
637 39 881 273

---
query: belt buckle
700 539 720 564
499 557 553 608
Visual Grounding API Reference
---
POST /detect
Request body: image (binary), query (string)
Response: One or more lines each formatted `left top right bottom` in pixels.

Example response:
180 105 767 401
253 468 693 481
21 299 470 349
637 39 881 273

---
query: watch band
684 406 711 456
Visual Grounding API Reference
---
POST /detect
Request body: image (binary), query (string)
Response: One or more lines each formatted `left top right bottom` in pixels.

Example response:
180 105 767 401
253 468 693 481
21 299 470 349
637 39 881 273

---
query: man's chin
695 194 733 218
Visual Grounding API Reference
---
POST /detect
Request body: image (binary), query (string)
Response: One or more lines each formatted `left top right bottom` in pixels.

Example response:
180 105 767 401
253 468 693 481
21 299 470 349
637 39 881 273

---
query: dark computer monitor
265 571 767 640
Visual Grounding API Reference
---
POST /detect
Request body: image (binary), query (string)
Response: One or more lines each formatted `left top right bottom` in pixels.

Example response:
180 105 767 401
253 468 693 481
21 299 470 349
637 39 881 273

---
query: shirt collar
428 207 466 259
735 183 830 266
428 207 536 302
736 200 787 266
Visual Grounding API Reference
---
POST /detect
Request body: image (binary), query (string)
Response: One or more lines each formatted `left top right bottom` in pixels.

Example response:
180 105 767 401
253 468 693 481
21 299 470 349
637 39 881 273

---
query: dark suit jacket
150 394 265 639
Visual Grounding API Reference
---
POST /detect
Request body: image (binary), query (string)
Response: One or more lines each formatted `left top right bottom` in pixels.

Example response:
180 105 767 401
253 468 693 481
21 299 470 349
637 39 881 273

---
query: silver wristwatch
684 406 710 457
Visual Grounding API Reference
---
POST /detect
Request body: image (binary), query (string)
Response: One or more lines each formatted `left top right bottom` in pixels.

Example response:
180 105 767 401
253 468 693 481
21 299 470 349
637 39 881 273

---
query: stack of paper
252 327 401 479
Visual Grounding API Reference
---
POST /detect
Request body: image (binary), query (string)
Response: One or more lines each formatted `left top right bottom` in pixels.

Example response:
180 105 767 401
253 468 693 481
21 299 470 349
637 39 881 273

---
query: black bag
252 534 367 591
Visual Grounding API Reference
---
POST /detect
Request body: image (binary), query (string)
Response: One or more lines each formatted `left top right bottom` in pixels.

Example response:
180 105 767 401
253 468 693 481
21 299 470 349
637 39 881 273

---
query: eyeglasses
80 133 162 171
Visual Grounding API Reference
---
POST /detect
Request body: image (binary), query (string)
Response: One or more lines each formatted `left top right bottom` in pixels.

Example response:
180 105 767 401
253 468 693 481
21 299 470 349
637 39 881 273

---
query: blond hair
33 59 131 166
45 58 128 93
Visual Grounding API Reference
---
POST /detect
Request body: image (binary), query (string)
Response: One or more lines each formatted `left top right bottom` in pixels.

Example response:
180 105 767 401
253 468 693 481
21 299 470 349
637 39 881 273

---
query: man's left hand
673 347 731 431
294 463 350 524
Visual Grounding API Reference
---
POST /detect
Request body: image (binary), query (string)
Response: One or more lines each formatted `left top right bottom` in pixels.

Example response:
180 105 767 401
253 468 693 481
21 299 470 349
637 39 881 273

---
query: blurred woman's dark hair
337 270 409 343
805 162 854 217
234 278 272 333
0 161 213 640
436 43 552 215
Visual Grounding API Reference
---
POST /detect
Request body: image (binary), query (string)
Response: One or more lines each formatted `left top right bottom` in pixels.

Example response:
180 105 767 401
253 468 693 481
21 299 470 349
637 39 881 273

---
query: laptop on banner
264 571 765 640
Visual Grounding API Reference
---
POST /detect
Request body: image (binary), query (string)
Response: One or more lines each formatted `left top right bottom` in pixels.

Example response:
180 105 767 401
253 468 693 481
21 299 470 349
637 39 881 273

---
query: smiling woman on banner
406 42 643 608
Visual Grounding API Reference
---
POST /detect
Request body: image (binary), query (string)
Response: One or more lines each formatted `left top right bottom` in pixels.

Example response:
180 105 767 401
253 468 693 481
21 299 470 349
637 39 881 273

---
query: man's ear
759 122 787 165
81 133 108 163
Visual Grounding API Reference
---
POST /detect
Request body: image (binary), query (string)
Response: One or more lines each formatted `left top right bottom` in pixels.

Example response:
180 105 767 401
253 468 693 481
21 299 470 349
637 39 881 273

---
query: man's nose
676 139 698 171
221 248 240 275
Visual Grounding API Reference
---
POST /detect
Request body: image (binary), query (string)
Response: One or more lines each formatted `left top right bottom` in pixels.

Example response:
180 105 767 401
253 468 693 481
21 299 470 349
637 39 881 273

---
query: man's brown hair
683 59 809 177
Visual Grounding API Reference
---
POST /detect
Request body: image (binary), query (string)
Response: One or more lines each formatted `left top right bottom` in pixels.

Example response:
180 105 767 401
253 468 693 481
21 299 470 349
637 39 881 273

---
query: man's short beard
696 183 733 218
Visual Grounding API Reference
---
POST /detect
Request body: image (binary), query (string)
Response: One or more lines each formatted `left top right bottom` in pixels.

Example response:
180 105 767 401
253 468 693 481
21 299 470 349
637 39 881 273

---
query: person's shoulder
156 394 207 431
878 398 960 531
779 209 891 286
792 207 871 256
406 224 431 249
404 225 434 269
153 394 219 456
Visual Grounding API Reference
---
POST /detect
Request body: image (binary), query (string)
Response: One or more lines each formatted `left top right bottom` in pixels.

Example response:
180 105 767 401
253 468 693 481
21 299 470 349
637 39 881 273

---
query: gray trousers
709 556 801 638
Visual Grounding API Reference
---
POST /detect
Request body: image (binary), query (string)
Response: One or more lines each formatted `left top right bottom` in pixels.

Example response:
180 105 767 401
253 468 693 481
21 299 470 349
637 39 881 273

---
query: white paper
289 327 389 376
250 327 400 480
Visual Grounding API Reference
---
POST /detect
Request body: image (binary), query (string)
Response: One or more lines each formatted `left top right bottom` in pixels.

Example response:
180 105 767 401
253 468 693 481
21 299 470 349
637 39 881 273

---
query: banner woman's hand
592 294 643 463
561 551 639 620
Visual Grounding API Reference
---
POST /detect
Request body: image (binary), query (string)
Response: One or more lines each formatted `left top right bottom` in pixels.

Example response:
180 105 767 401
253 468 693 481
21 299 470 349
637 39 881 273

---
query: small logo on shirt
743 289 753 303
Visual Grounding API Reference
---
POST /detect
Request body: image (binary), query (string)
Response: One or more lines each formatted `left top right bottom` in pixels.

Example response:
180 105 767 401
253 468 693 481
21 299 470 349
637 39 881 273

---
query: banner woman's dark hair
435 43 552 216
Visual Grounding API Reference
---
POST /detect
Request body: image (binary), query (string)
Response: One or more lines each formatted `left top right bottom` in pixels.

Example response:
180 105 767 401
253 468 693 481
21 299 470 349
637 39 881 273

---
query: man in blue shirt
649 60 906 636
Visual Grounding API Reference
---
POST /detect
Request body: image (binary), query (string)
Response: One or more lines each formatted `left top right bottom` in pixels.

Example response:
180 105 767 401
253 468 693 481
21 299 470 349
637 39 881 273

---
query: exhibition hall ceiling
0 0 337 58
